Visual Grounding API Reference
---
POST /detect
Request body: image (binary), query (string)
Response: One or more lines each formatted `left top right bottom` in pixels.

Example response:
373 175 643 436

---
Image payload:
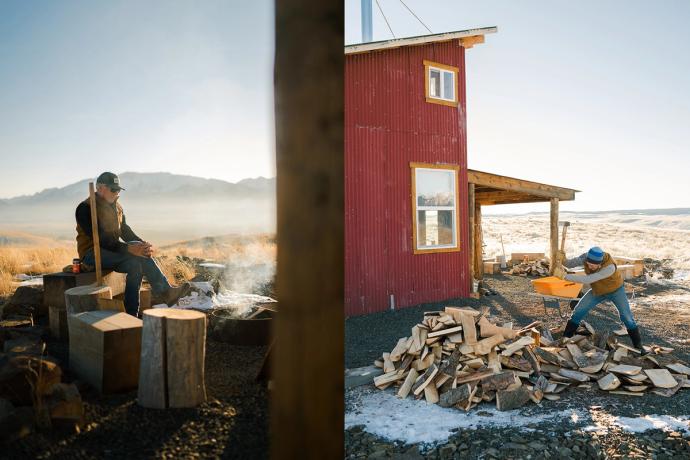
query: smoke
221 240 276 297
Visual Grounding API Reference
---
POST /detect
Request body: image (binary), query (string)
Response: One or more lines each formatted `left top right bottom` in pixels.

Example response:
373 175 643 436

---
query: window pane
438 210 454 245
443 71 454 100
417 210 455 247
429 69 440 97
416 169 455 207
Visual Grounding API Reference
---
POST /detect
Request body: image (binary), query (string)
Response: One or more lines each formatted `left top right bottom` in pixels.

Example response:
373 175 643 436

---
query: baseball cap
96 172 125 191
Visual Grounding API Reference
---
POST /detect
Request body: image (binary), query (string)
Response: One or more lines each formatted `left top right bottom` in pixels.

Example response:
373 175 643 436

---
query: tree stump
137 308 206 409
64 285 113 316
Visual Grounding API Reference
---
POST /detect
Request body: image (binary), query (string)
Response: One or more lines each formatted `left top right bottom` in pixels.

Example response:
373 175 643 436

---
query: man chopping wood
554 246 646 354
75 172 191 316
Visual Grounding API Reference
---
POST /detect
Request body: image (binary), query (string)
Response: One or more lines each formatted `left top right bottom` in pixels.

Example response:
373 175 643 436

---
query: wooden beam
468 170 576 201
468 183 475 289
459 35 485 49
550 198 558 275
474 201 483 279
272 0 344 458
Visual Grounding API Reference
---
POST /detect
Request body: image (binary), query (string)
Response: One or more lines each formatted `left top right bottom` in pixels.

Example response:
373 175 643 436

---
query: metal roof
345 26 497 55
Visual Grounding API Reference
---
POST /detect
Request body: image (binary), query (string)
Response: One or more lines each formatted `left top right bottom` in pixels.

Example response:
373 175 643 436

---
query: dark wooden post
468 184 475 287
272 0 344 459
474 202 483 279
549 198 559 274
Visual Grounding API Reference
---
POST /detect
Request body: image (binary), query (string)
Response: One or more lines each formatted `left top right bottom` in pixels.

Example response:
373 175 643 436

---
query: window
411 163 460 253
424 60 458 107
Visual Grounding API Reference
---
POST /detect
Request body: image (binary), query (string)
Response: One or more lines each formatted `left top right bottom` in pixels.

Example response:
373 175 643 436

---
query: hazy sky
0 0 274 199
346 0 690 213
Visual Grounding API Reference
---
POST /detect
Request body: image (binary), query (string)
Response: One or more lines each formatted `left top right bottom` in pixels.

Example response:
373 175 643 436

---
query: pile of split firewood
373 307 690 412
510 260 550 277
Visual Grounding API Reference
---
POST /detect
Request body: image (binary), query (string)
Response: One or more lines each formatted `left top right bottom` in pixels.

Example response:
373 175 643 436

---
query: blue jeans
570 285 637 330
83 248 172 316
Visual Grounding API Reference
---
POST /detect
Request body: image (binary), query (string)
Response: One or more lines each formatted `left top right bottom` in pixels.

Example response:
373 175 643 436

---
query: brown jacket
584 252 623 296
75 195 140 259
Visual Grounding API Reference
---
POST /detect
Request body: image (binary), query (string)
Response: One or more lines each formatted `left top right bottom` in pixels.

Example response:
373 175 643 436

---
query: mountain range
0 172 276 243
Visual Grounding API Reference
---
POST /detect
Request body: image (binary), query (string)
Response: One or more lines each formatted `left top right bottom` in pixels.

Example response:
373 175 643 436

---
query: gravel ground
2 318 269 460
345 274 690 459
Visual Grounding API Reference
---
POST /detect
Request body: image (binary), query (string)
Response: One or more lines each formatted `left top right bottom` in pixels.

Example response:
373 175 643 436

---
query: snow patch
613 415 690 433
345 389 586 446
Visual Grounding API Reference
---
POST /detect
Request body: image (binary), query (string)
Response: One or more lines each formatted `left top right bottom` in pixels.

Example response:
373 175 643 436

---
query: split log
459 313 477 345
609 364 642 376
473 334 505 355
438 384 471 408
46 383 83 427
373 370 404 389
480 371 519 392
427 325 463 339
382 353 395 373
396 369 418 399
523 348 541 374
137 308 206 409
643 369 677 389
496 386 530 411
424 383 439 404
534 347 560 365
665 363 690 375
500 336 534 357
558 369 590 383
597 373 621 391
412 364 438 396
478 317 517 340
500 355 532 372
390 337 410 361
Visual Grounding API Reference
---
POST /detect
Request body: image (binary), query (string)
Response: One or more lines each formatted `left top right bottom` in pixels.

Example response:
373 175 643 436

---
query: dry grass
0 245 76 297
0 233 277 297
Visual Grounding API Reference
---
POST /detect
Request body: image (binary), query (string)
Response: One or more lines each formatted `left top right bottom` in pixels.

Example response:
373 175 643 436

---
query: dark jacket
75 195 141 259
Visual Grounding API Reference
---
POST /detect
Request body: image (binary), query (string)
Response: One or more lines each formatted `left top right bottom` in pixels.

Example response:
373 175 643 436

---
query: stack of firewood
373 307 690 412
510 260 550 277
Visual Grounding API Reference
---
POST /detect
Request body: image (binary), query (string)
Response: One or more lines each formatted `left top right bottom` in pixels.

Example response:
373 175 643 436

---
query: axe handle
560 223 569 253
89 182 103 286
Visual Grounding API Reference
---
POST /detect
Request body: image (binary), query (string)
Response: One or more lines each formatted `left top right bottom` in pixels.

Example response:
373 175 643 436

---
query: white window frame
410 163 460 254
424 60 459 107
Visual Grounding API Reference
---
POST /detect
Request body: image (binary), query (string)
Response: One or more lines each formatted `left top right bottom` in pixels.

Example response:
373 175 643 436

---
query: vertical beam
273 1 344 459
474 202 483 280
549 198 559 275
468 184 475 289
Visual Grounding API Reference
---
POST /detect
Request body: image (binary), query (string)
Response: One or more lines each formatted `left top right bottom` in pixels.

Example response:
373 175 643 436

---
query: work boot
152 282 194 307
627 327 648 355
562 320 579 338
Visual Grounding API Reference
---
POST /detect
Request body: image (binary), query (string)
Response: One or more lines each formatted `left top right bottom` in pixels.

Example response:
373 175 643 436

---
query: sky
0 0 274 199
346 0 690 213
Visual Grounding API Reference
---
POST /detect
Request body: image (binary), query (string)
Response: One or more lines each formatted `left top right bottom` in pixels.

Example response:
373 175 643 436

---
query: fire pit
208 303 274 346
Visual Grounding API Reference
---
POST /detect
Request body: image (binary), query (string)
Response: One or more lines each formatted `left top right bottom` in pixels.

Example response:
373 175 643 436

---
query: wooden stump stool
68 310 142 393
64 285 113 316
138 309 207 409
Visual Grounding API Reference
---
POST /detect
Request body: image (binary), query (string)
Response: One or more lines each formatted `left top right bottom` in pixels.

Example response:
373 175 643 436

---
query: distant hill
0 172 275 243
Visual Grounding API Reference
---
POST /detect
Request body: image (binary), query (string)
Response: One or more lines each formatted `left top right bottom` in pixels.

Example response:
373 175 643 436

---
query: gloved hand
553 265 566 279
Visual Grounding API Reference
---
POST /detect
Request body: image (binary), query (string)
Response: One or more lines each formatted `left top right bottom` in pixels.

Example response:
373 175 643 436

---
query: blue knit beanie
586 246 604 264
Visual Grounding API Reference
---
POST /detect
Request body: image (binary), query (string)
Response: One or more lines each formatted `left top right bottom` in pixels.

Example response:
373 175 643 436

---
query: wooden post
468 183 475 289
475 202 483 280
88 182 103 286
272 0 343 458
549 198 559 274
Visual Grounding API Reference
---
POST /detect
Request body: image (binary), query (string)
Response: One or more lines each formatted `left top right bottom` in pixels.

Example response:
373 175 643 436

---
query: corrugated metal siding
345 41 470 316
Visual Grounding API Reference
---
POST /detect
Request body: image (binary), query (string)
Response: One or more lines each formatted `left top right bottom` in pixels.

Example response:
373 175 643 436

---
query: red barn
345 28 578 316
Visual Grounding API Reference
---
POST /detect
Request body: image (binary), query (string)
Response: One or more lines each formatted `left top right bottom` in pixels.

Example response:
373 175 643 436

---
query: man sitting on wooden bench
75 172 191 316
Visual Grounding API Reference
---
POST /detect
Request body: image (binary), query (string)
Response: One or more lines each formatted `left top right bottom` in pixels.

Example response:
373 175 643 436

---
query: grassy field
0 232 276 297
